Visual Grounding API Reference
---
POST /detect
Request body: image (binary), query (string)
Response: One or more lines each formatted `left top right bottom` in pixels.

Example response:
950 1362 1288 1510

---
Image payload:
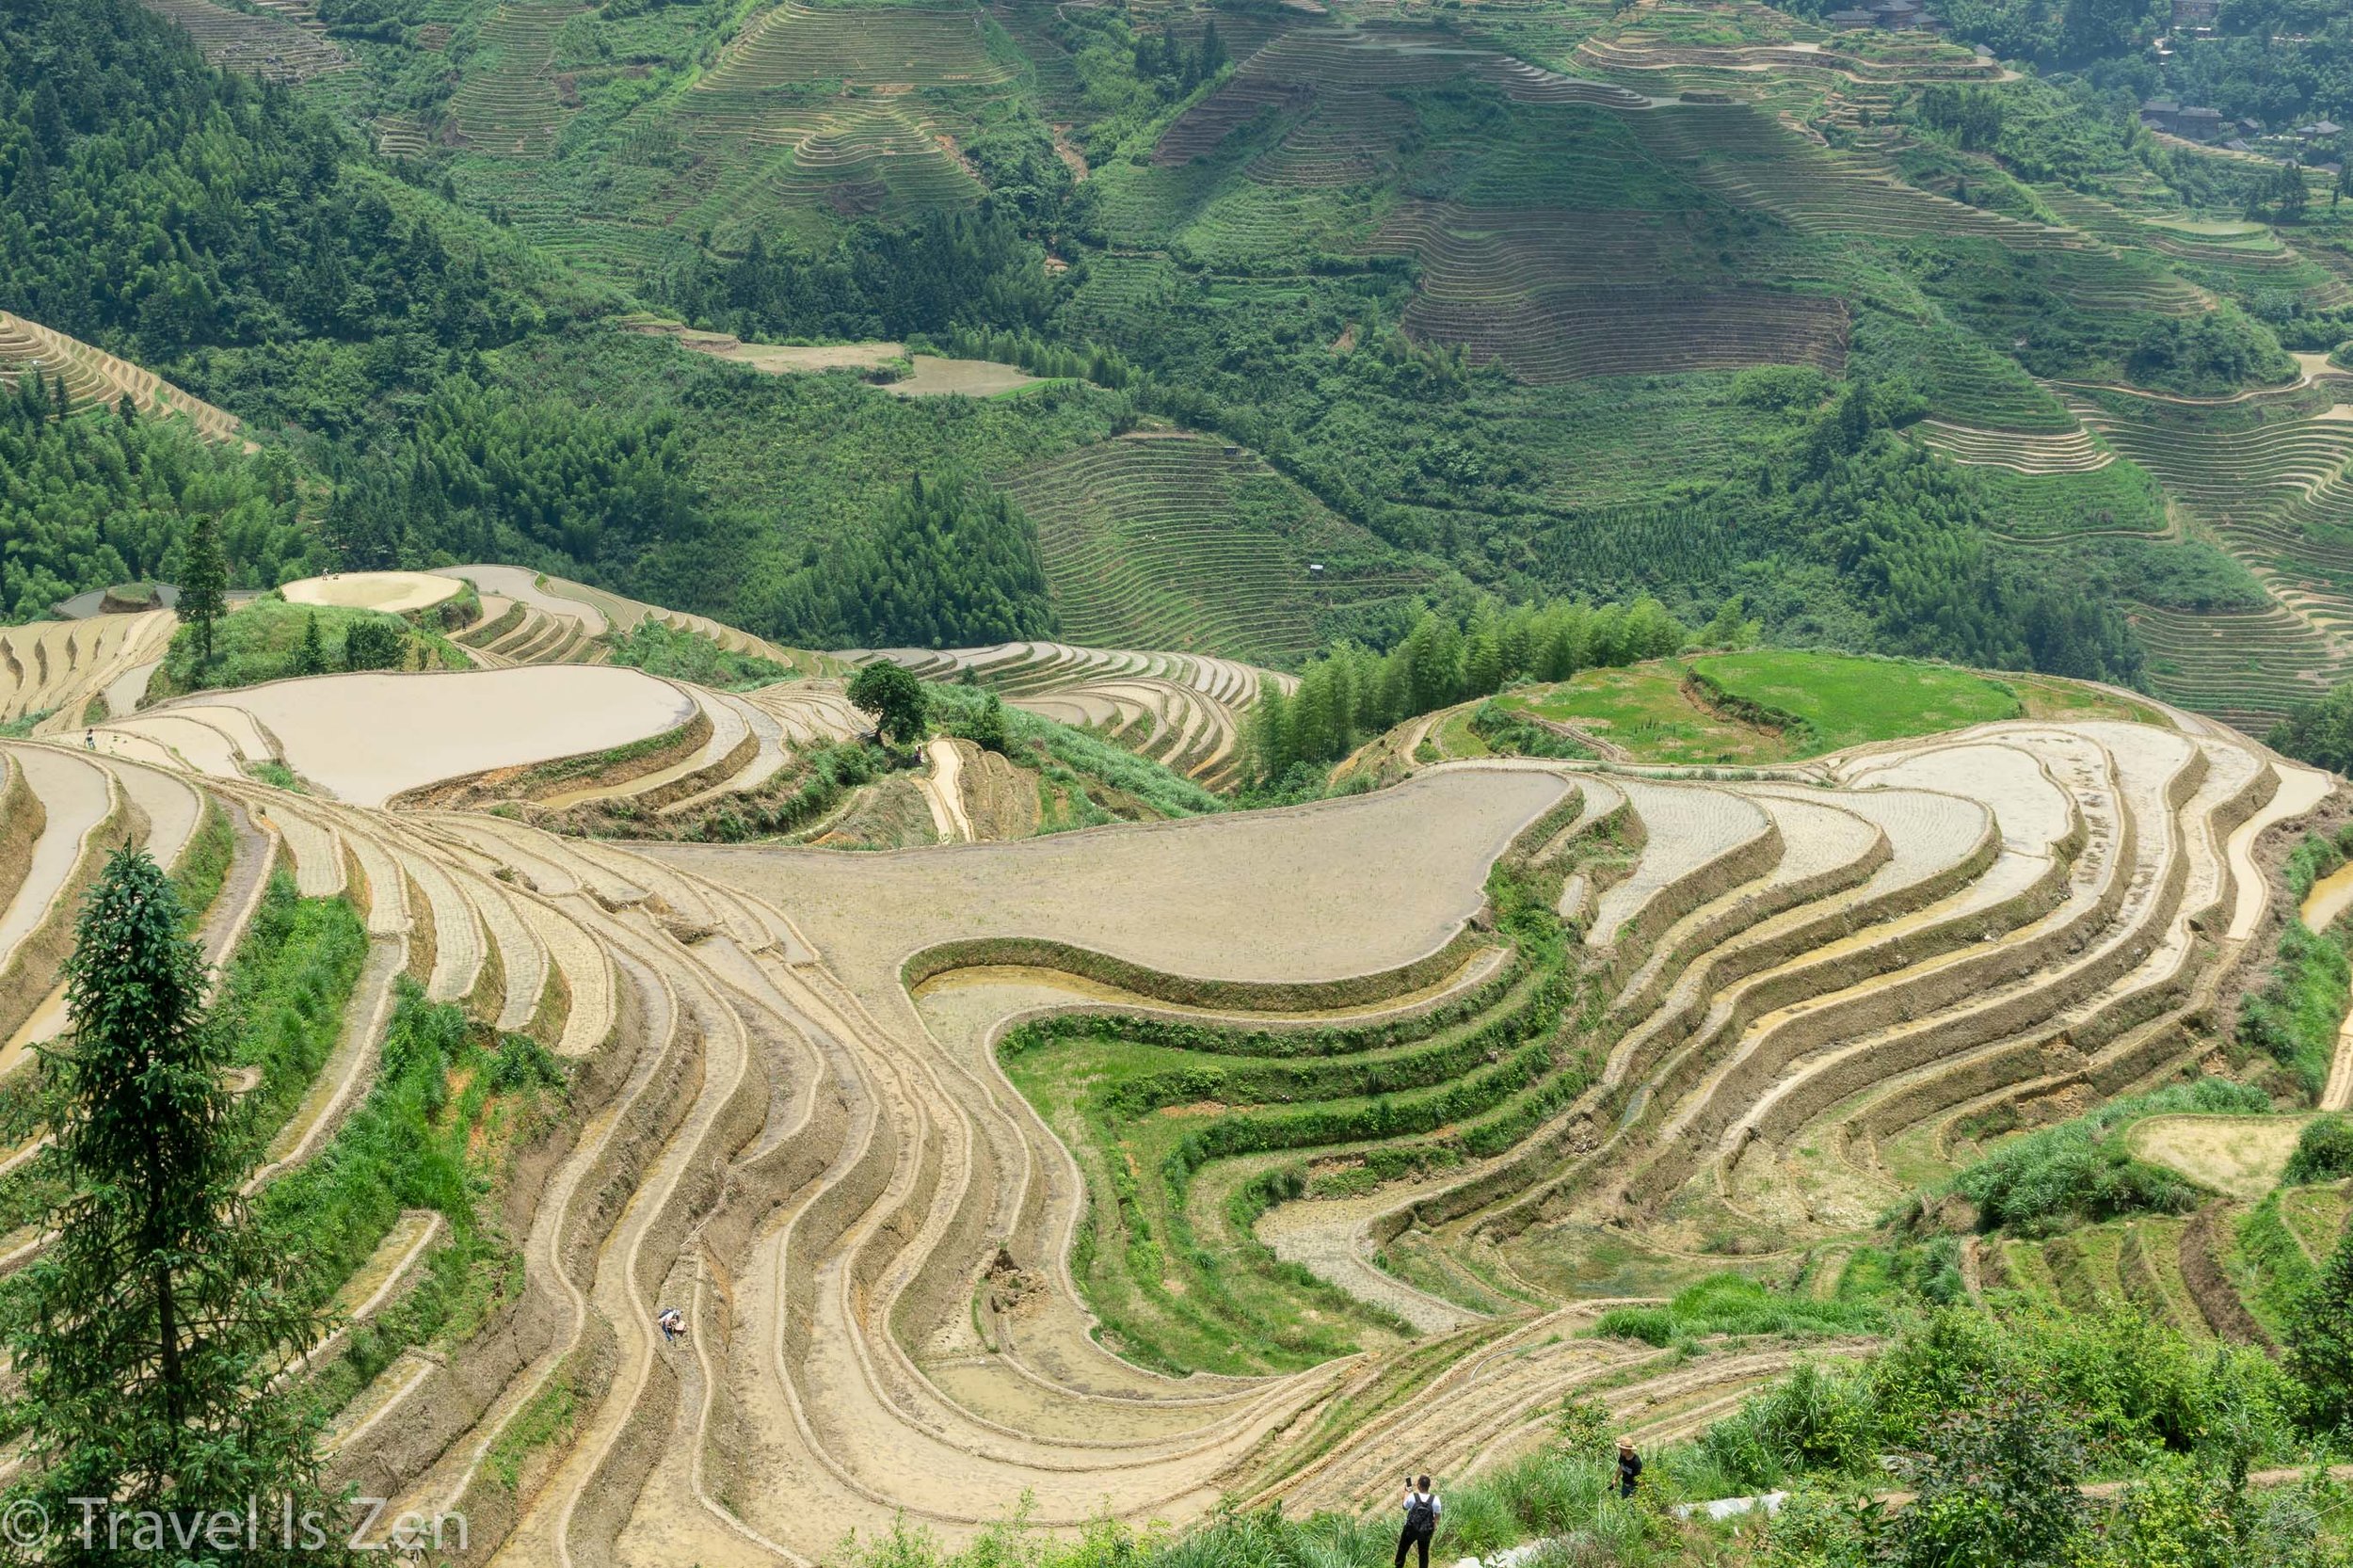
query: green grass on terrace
1690 649 2019 751
1496 649 2148 765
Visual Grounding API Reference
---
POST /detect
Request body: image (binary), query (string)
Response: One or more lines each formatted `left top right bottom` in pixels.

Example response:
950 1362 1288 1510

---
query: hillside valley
8 0 2353 1563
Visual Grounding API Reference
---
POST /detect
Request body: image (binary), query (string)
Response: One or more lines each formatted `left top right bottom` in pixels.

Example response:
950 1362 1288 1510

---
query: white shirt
1402 1491 1441 1516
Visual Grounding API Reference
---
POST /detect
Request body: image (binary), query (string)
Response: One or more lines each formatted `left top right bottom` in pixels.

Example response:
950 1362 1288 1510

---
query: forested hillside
2 0 2350 728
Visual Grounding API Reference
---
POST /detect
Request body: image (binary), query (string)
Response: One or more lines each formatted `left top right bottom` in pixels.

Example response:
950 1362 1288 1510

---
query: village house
2141 99 2226 140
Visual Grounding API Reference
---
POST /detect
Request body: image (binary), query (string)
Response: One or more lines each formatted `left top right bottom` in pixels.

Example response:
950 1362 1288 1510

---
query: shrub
1694 1362 1881 1490
342 616 405 671
1953 1130 2200 1235
1704 1305 2306 1496
2284 1226 2353 1436
967 693 1012 755
2283 1113 2353 1185
1467 698 1594 760
1884 1381 2091 1568
2236 921 2352 1094
1945 1079 2269 1235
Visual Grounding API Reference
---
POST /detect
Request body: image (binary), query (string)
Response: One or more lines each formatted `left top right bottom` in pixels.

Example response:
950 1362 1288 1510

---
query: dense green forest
773 474 1061 649
1248 595 1698 780
0 376 314 618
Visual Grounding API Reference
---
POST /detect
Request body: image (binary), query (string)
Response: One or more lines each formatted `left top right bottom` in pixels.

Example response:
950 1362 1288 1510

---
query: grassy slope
149 597 470 702
1493 649 2152 765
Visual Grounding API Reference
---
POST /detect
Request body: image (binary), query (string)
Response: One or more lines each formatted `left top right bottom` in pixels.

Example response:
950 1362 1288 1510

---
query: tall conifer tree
0 850 344 1564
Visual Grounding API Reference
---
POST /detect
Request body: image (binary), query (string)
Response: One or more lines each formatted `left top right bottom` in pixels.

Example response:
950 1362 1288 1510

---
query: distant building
2170 0 2218 26
2223 138 2254 152
1826 8 1875 26
2140 100 2225 139
1868 0 1930 27
2311 120 2344 140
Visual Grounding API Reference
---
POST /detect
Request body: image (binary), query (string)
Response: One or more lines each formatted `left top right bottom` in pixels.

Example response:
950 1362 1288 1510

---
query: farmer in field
1394 1474 1440 1568
657 1305 684 1345
1616 1436 1642 1498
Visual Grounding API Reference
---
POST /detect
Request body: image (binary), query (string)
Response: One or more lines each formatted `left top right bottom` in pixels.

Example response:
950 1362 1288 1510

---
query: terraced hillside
445 1 584 158
224 0 2353 743
138 0 349 82
0 312 244 444
424 0 1013 266
1983 1176 2351 1351
0 612 180 737
2 579 2335 1560
999 433 1425 665
2063 362 2353 728
852 640 1293 790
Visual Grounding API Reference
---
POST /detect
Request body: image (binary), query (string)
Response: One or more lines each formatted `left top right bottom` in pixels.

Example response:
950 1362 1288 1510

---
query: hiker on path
1395 1475 1439 1568
657 1306 684 1344
84 730 94 750
1616 1436 1642 1499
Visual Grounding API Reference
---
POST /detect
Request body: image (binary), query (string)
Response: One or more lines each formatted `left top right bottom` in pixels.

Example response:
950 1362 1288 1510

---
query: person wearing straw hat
1616 1436 1643 1498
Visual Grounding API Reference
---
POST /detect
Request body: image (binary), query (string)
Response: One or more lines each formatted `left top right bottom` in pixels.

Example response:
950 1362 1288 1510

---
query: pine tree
1197 19 1227 81
294 612 327 677
178 512 228 668
0 849 344 1564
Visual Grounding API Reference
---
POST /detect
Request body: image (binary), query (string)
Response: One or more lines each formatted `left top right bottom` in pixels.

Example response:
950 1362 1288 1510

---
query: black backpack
1406 1495 1435 1535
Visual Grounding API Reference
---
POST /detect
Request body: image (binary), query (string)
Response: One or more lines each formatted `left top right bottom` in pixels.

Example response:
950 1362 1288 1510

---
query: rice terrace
11 0 2353 1562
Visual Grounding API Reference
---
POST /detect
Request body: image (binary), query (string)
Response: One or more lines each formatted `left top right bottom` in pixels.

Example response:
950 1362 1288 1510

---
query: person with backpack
1394 1475 1439 1568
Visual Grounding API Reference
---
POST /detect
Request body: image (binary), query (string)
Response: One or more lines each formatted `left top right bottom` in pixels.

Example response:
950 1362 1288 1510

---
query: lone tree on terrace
177 512 227 669
294 612 328 677
849 662 930 748
0 849 344 1564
